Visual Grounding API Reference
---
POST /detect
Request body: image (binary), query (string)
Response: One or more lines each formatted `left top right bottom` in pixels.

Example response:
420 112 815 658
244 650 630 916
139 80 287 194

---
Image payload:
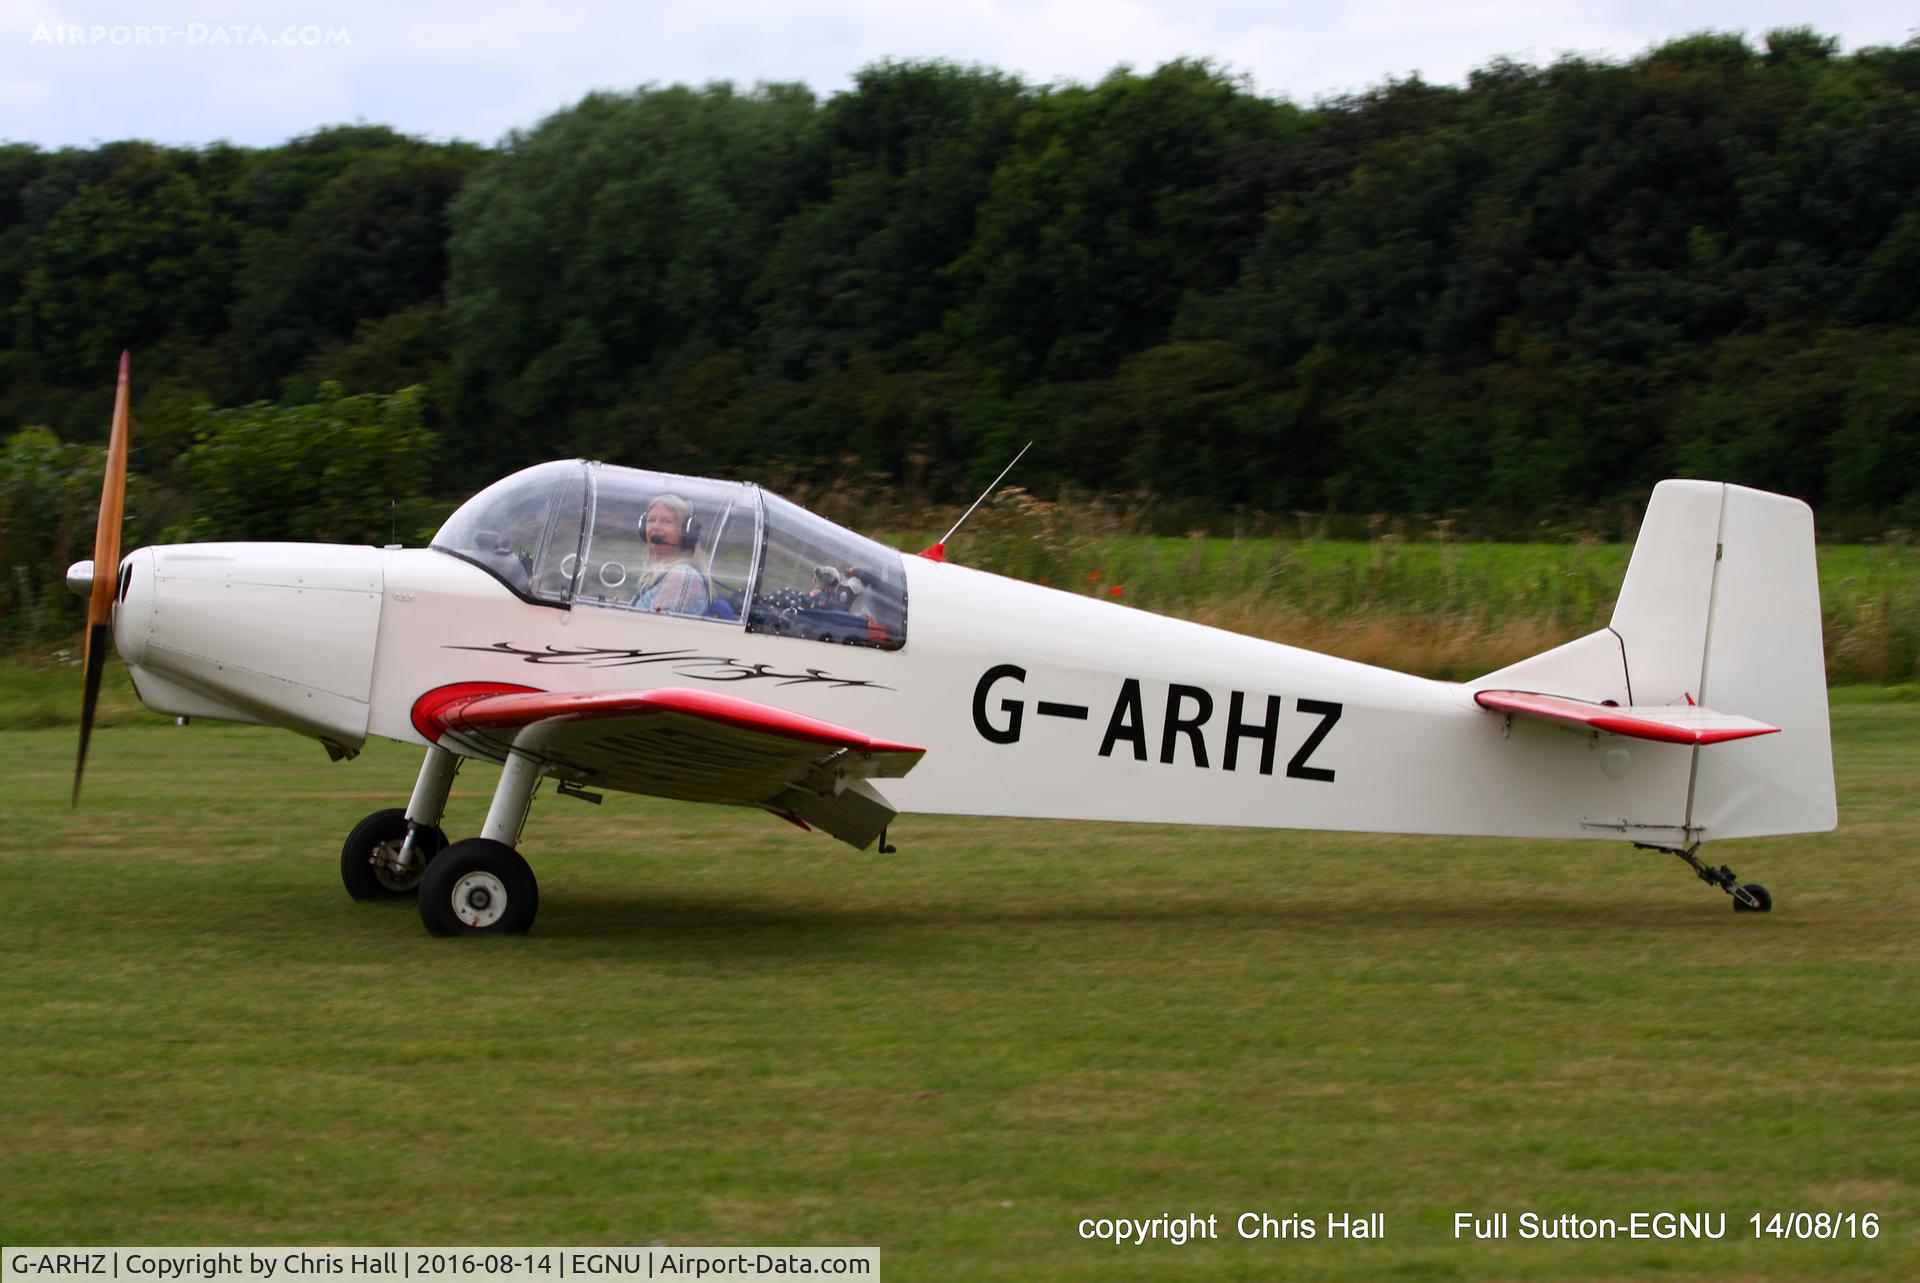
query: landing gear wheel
418 838 539 936
1642 842 1775 915
341 807 448 900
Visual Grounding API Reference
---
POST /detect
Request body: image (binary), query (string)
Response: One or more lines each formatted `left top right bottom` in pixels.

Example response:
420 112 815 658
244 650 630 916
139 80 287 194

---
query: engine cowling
113 542 386 755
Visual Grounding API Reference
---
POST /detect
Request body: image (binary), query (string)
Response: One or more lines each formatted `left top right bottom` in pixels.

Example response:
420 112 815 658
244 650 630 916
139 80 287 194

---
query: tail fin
1478 480 1836 840
1612 481 1836 838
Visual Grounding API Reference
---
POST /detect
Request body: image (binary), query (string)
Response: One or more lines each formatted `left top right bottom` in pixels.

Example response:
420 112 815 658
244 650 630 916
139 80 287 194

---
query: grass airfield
1 697 1915 1280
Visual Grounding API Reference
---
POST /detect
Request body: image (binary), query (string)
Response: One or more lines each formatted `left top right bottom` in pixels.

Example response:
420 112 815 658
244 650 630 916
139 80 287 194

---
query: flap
1474 689 1780 746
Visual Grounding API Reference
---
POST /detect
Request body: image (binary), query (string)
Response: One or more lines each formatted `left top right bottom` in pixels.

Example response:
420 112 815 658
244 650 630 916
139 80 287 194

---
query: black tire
417 838 539 937
1733 883 1773 913
341 807 448 900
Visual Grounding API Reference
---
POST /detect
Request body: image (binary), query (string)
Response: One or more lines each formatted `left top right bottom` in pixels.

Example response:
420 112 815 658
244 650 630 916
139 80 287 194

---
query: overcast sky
5 1 1916 149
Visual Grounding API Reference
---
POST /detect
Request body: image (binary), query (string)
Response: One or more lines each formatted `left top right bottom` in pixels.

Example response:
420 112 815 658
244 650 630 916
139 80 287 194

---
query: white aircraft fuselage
87 462 1834 933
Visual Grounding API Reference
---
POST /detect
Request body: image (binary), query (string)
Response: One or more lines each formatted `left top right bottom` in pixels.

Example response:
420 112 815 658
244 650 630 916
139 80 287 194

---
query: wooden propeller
73 351 131 806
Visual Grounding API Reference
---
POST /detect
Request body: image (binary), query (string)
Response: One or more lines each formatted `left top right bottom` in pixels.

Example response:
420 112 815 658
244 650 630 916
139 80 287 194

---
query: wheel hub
369 837 423 892
450 871 509 928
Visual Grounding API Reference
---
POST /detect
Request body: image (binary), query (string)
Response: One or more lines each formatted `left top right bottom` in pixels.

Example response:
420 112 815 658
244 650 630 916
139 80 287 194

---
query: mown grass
1 701 1914 1279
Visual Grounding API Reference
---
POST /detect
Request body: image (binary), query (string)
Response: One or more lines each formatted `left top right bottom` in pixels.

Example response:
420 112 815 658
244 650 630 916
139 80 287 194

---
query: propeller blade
74 351 131 806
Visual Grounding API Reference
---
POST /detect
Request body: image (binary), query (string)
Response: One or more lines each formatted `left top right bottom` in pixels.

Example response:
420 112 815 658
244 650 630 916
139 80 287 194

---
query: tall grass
10 476 1917 686
1821 545 1920 685
862 487 1920 684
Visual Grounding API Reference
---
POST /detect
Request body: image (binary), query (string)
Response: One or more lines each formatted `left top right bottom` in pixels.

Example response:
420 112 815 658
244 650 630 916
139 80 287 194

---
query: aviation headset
642 495 701 549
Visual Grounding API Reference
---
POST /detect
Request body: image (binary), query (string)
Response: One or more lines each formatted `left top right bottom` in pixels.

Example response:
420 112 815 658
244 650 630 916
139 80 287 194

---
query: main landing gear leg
339 745 460 900
1638 842 1772 913
418 747 543 937
395 743 461 877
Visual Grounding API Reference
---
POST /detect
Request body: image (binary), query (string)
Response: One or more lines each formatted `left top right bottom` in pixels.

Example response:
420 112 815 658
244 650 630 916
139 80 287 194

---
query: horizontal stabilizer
1474 689 1780 746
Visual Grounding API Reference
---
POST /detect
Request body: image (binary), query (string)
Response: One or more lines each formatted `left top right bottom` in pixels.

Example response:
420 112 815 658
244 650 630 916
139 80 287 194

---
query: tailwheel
341 807 448 900
418 838 539 936
1640 841 1775 914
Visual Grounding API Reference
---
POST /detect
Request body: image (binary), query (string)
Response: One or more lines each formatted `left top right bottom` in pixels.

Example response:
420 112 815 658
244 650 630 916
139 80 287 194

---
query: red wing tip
1691 725 1783 744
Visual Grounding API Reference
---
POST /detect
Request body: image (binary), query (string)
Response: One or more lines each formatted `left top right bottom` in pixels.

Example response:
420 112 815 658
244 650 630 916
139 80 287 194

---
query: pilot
630 493 711 615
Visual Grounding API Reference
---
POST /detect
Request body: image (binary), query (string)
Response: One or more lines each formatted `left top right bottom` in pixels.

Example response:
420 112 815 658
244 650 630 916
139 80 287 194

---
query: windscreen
430 460 588 605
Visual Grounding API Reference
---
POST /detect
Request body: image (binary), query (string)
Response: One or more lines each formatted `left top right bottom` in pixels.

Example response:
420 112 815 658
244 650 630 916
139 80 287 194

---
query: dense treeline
4 29 1920 563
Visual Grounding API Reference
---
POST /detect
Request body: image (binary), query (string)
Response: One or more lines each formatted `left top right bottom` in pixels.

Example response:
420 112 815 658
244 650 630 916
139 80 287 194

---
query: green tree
0 426 136 642
15 144 242 385
1826 338 1920 523
448 82 820 471
229 141 486 394
175 383 440 544
752 61 1032 377
947 61 1296 381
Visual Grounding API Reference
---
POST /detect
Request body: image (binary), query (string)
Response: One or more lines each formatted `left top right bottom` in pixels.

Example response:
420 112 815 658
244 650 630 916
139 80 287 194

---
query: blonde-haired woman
631 494 711 615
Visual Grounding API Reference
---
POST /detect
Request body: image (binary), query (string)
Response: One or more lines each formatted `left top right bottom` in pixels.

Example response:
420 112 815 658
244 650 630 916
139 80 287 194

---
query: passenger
631 494 711 615
806 565 846 611
805 564 868 614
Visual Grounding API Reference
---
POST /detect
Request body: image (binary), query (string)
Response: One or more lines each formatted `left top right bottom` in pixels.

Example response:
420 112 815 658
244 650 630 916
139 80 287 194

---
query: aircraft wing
412 684 924 848
1474 689 1781 745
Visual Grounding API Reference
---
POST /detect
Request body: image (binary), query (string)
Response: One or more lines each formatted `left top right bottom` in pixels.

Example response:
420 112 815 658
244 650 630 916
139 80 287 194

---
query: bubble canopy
430 461 907 650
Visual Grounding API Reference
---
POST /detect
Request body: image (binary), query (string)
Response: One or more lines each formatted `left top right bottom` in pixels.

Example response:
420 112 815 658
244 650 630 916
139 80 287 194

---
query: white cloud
2 0 1913 147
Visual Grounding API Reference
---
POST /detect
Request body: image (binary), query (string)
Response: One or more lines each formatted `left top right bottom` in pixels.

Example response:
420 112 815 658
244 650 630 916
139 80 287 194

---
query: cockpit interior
431 461 908 650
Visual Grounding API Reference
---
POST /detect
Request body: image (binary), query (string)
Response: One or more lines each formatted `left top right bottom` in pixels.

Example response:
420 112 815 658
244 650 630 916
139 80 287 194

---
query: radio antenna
920 441 1032 562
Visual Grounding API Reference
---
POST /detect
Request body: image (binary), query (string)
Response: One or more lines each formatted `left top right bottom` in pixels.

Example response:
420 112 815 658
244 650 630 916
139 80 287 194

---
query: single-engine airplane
68 355 1836 935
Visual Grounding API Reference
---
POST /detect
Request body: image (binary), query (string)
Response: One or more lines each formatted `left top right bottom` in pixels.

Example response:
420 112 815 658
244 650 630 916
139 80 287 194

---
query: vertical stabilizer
1609 481 1836 840
1609 479 1721 707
